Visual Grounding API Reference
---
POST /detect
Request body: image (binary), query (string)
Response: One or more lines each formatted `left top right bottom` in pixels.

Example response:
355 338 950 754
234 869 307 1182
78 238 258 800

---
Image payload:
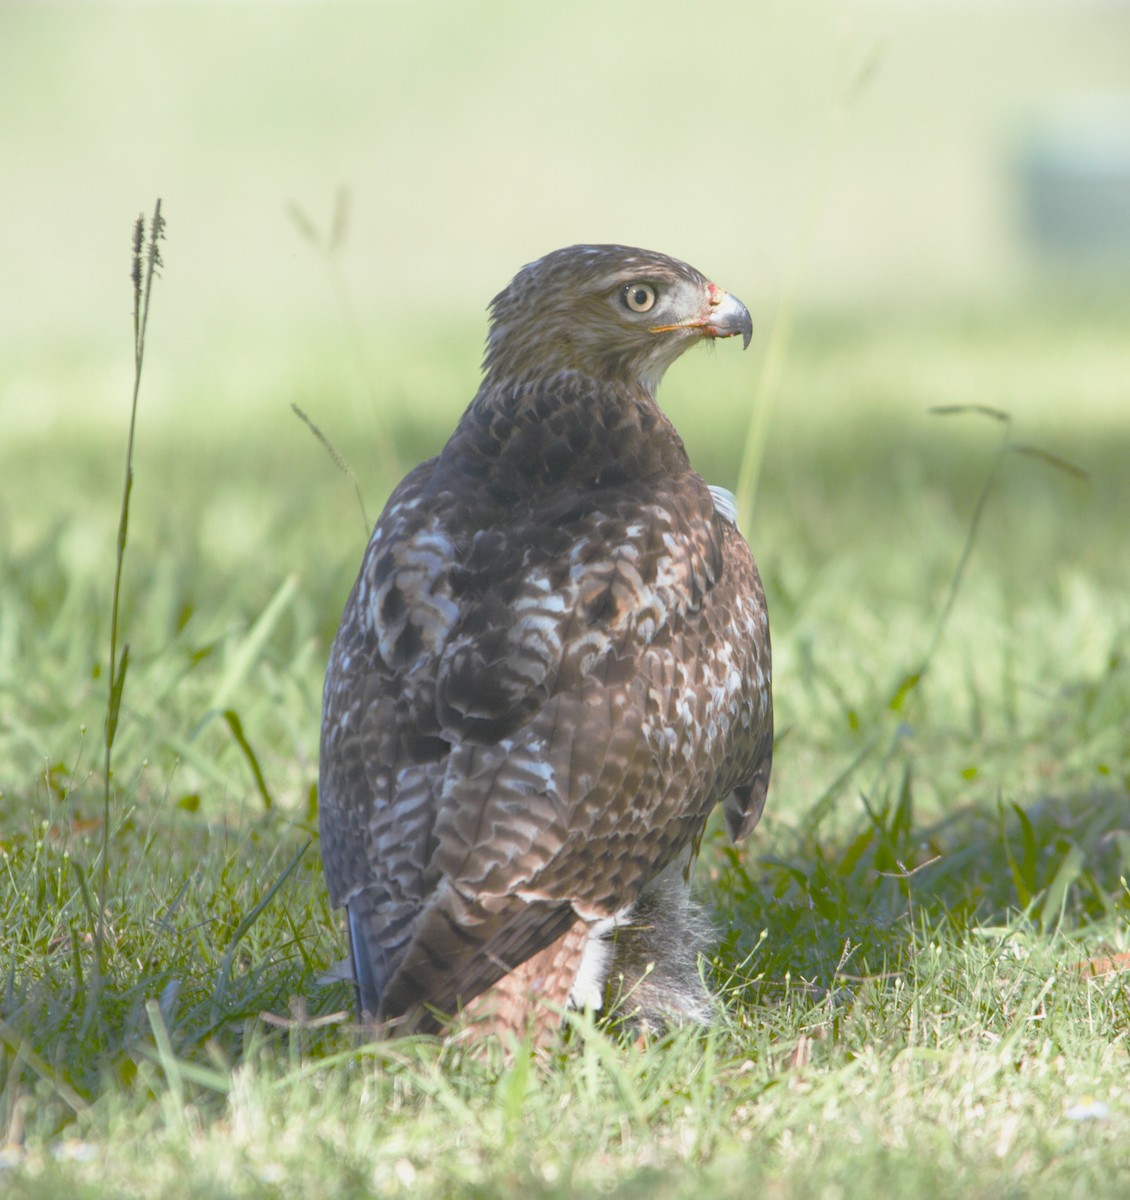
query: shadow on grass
4 772 1127 1140
708 782 1130 1007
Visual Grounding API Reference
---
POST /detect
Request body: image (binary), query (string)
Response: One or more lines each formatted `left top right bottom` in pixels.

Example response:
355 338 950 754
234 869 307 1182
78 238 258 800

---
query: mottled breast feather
319 266 772 1034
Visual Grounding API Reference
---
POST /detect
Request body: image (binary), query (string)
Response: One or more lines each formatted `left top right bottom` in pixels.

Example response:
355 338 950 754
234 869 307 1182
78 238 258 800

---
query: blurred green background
3 1 1129 421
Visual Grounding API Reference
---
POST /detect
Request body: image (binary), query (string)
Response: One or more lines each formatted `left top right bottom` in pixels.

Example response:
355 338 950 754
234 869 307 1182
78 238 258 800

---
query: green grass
5 1 1130 1189
2 280 1129 1197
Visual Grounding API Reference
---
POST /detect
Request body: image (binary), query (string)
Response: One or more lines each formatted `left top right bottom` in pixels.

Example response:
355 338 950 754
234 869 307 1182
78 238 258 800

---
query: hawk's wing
319 459 771 1030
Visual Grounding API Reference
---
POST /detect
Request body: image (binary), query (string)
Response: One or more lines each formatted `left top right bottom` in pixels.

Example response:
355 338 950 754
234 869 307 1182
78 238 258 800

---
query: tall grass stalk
734 43 882 530
894 405 1087 708
806 407 1086 833
98 200 165 967
288 187 400 493
291 402 371 532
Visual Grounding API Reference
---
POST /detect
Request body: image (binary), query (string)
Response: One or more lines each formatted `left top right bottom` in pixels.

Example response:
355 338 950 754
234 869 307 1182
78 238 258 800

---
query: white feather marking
514 757 557 786
708 484 740 527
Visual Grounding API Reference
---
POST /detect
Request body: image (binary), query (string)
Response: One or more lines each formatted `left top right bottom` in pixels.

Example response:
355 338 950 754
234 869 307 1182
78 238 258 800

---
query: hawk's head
483 245 752 395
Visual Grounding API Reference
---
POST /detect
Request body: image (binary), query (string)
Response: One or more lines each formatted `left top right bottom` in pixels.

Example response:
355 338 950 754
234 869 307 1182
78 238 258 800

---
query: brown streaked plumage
319 244 772 1041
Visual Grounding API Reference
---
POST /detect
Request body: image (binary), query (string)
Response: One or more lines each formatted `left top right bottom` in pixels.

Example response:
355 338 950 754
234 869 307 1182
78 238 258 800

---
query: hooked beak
649 283 753 349
703 286 752 349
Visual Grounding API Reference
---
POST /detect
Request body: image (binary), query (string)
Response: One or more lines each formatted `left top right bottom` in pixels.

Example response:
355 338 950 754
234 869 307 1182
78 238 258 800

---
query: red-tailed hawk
319 245 772 1041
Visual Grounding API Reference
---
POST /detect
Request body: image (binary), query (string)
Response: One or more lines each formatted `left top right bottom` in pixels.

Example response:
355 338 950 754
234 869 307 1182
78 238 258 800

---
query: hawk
319 245 772 1041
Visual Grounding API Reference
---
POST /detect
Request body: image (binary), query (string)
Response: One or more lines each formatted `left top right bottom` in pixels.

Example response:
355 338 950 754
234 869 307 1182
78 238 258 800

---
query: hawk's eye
623 283 657 313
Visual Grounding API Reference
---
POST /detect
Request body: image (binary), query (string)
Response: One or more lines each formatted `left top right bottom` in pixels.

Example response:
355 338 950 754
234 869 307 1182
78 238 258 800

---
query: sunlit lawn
3 1 1130 1192
2 270 1128 1196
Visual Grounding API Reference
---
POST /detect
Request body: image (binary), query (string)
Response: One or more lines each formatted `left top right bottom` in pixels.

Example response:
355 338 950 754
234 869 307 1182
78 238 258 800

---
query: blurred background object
1017 94 1130 266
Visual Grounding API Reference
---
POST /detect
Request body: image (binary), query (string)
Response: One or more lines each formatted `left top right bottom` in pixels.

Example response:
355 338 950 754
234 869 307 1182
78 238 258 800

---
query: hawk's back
319 245 772 1038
